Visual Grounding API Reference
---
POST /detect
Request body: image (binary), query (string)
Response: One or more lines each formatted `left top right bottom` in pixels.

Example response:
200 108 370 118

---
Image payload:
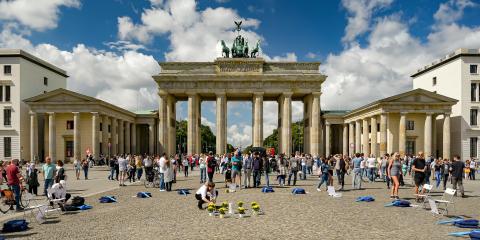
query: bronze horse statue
220 40 230 58
250 40 260 58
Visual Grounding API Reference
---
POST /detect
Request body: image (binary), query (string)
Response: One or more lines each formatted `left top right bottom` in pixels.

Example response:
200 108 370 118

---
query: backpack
71 196 85 207
290 159 298 171
356 196 375 202
2 219 28 233
261 186 274 193
64 204 80 211
177 189 190 195
470 231 480 239
453 219 479 228
99 196 117 203
207 157 216 168
291 188 306 195
136 192 152 198
77 204 93 211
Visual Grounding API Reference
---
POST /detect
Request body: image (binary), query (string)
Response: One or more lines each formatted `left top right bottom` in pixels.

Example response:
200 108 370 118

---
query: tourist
199 154 207 184
317 158 330 191
73 158 81 180
164 157 174 192
81 158 89 180
144 156 154 183
136 156 143 180
215 154 221 174
287 153 299 186
328 156 335 186
277 154 287 186
412 152 427 198
49 180 70 211
441 159 451 190
352 153 363 190
306 154 314 175
465 159 471 180
367 155 376 182
6 159 24 211
42 156 56 196
380 155 388 181
231 150 242 189
387 153 402 199
114 156 120 181
118 155 128 187
336 155 346 191
424 157 432 185
55 160 66 182
158 153 167 191
195 182 217 210
26 163 39 195
108 157 116 180
206 151 216 183
470 159 476 180
172 154 178 183
182 156 189 177
243 152 253 188
252 152 262 187
360 154 366 180
450 155 465 197
127 155 136 182
434 159 443 188
300 154 307 180
264 154 271 187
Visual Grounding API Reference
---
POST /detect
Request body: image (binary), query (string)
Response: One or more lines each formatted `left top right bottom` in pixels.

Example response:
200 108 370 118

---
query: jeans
109 167 115 180
278 175 285 186
184 166 189 177
207 171 214 182
381 166 387 181
159 172 165 190
83 168 89 179
288 170 298 186
425 172 431 185
265 171 270 187
317 173 329 189
307 166 313 175
244 169 252 187
44 178 54 196
353 168 362 189
435 171 442 188
301 165 307 180
368 167 376 182
137 168 143 180
200 168 206 183
165 181 172 192
252 170 261 187
443 174 449 190
337 170 345 189
10 184 21 208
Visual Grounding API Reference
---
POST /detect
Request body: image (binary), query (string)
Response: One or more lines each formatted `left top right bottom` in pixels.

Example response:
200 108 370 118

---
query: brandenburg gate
154 23 325 156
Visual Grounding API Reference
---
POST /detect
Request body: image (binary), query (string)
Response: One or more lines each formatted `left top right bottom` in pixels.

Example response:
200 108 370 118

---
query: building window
406 120 414 130
66 120 74 130
3 109 11 126
65 140 73 157
43 77 48 86
5 86 10 102
472 83 477 101
471 109 478 125
406 140 415 155
3 65 11 75
470 137 478 157
471 65 478 74
4 137 11 158
432 77 437 86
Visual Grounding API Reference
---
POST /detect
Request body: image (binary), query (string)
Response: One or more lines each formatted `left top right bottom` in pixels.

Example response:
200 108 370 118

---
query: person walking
231 151 242 189
441 159 451 190
128 156 136 182
42 156 56 196
450 155 465 198
287 153 299 186
264 155 271 187
73 158 81 180
136 156 143 181
6 159 24 211
317 158 330 191
243 153 253 188
81 158 89 180
336 155 347 191
434 159 443 189
387 153 402 200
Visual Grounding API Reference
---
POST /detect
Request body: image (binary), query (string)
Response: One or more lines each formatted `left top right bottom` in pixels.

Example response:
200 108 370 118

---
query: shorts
231 170 241 178
414 173 425 186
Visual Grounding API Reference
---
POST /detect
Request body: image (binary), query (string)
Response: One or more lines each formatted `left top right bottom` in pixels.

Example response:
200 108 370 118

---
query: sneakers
316 188 321 192
159 189 166 192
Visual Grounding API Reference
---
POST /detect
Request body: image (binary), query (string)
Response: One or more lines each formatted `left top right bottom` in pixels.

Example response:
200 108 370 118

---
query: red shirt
6 164 20 186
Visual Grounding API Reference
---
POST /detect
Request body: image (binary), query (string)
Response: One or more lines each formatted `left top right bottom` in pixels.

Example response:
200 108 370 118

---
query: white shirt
471 161 476 168
49 183 66 199
196 185 216 201
367 158 376 168
144 158 152 167
158 157 166 173
118 157 127 171
360 159 366 169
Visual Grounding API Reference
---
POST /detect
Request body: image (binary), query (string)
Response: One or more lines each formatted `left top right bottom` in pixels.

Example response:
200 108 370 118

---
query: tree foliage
263 121 304 154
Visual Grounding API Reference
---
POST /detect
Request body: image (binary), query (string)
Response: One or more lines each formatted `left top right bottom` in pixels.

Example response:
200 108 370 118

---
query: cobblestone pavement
1 167 479 239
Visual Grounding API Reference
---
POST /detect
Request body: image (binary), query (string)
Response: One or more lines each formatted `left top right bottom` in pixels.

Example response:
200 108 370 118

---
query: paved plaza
1 166 479 239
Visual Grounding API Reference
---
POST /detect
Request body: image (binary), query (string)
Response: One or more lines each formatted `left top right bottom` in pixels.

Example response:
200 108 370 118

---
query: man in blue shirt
231 150 242 189
42 156 56 196
352 153 363 190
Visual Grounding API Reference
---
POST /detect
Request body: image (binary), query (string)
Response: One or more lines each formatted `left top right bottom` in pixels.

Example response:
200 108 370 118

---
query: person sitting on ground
195 182 218 210
49 180 71 211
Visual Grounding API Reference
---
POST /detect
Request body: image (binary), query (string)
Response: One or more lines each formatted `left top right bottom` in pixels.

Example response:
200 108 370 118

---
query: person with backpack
316 158 330 191
206 151 216 183
287 153 299 186
243 153 253 188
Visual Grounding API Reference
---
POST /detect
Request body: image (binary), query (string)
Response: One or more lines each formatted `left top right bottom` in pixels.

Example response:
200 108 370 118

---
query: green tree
176 120 234 154
263 121 304 154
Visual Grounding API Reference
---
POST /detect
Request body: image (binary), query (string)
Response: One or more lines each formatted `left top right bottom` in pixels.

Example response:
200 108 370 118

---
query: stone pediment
381 88 458 104
24 88 97 103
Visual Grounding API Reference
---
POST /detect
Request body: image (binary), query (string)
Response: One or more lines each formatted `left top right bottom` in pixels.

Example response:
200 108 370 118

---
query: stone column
48 112 56 161
73 112 81 161
310 92 321 156
30 112 37 162
91 112 99 160
187 93 198 155
362 118 369 155
399 112 407 157
282 92 293 156
111 117 117 156
196 98 202 154
379 113 387 157
118 119 124 154
424 113 433 157
443 114 451 159
325 123 331 157
149 122 154 155
277 95 284 154
125 122 131 154
158 93 168 155
216 93 227 154
355 120 361 153
371 117 377 157
167 95 176 156
303 95 312 154
432 114 437 157
343 124 348 156
348 122 354 156
131 123 137 154
252 92 264 147
101 115 109 156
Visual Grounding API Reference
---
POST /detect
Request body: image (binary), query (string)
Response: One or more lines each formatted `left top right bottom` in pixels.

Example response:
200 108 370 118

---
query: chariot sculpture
220 21 260 58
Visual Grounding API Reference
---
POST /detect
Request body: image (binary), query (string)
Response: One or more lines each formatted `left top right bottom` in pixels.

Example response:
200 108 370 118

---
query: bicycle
144 167 160 188
0 184 31 214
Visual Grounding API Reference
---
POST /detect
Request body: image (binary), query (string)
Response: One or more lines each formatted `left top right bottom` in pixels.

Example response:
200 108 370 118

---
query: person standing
182 157 189 177
243 153 253 188
441 159 451 190
277 154 287 186
387 153 402 200
434 159 443 189
450 155 466 198
136 156 143 181
199 154 207 184
300 154 307 180
42 156 56 196
108 157 116 180
316 158 330 191
117 155 128 187
264 155 271 187
336 155 347 191
231 151 242 189
469 159 476 180
306 154 313 175
6 159 24 211
352 153 363 190
164 158 174 192
81 158 89 180
158 154 167 191
206 152 216 183
55 160 66 183
73 158 81 180
287 153 298 186
367 155 377 182
252 153 262 188
412 152 427 198
26 163 39 195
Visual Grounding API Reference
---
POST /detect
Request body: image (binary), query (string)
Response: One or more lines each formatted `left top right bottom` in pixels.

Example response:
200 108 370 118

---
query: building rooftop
411 48 480 78
0 49 68 77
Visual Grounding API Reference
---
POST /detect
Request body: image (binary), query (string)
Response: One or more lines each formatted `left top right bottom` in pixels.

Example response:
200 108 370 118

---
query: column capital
91 112 99 116
29 111 36 116
215 91 226 97
72 112 80 115
400 111 408 115
311 91 322 97
47 112 55 115
425 112 434 116
282 92 293 98
253 91 264 97
186 91 198 97
444 113 451 117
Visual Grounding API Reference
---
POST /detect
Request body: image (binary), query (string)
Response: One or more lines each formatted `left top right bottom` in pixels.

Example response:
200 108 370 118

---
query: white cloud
341 0 393 43
305 52 317 59
434 0 477 25
0 0 80 31
227 124 252 148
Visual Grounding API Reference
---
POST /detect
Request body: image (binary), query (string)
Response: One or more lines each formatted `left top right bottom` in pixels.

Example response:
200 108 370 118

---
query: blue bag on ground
453 219 479 228
136 192 152 198
77 204 93 210
262 186 274 193
292 188 306 194
2 219 28 233
99 196 117 203
356 196 375 202
470 231 480 239
177 189 190 195
385 199 410 207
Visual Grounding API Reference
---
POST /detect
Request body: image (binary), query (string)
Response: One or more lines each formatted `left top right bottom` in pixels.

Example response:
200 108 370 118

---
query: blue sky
1 0 480 147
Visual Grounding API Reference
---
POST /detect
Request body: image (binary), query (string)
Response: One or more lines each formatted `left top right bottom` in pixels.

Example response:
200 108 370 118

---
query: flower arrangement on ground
237 201 244 207
222 201 228 209
238 207 245 218
252 204 260 215
207 203 215 216
218 207 226 218
251 202 258 208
